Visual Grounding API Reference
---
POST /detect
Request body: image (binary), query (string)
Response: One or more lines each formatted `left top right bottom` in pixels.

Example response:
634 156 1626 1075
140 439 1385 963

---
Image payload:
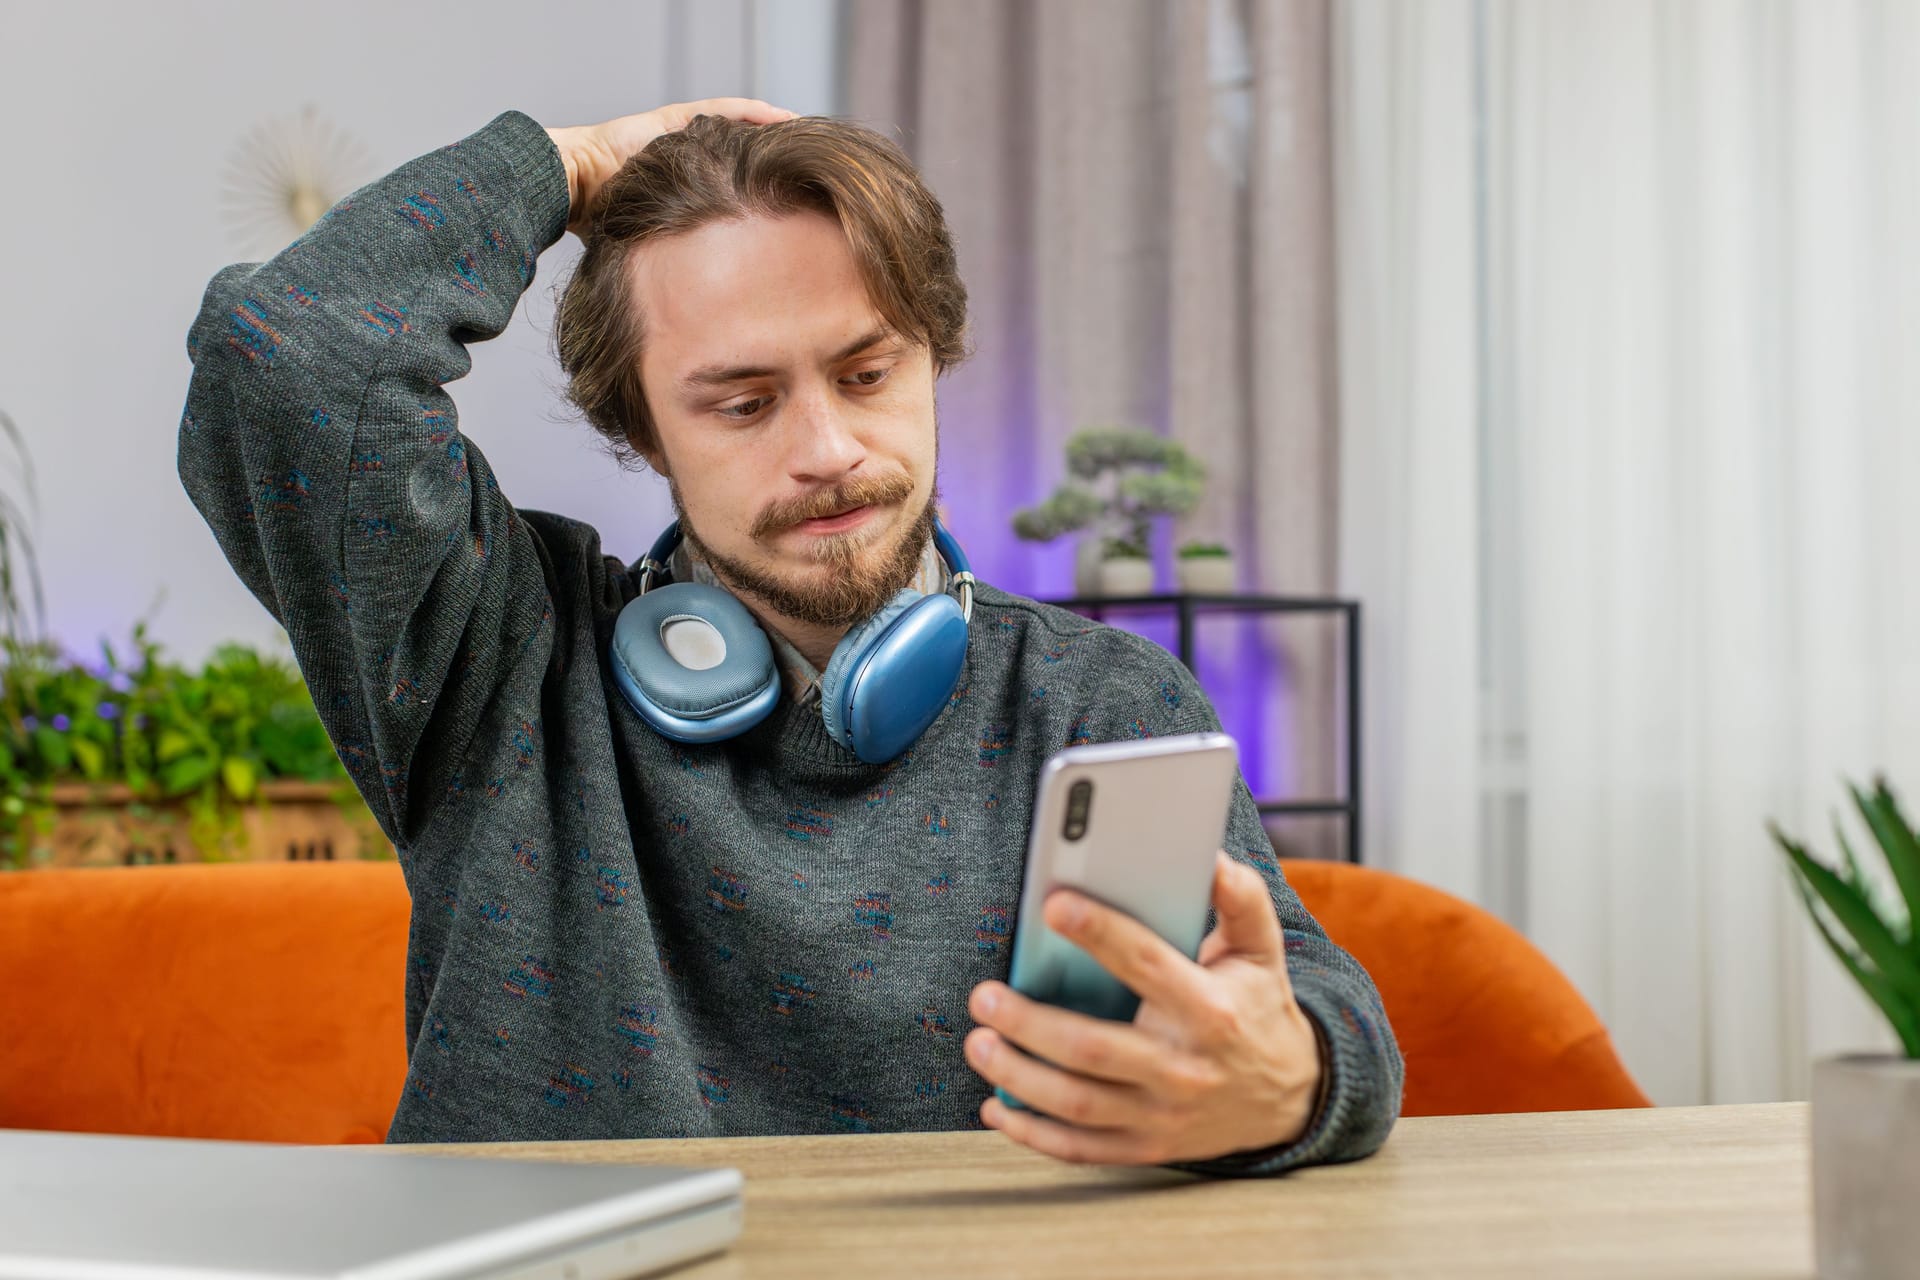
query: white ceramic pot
1813 1054 1920 1279
1097 557 1154 597
1074 536 1105 597
1176 554 1236 595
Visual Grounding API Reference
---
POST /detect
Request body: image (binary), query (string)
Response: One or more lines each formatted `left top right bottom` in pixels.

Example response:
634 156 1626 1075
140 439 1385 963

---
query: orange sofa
1281 860 1651 1116
0 859 1647 1144
0 862 409 1144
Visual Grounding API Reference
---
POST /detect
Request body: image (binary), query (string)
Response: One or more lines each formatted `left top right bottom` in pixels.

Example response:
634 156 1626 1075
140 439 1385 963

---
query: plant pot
40 780 389 868
1098 557 1154 597
1176 555 1236 595
1813 1054 1920 1279
1074 536 1105 597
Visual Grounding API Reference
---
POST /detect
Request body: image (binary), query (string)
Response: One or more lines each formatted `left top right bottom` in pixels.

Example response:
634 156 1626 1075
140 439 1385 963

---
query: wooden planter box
43 780 391 868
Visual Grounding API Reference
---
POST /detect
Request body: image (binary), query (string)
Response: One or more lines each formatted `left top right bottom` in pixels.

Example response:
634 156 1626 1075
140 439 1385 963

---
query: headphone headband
636 521 683 594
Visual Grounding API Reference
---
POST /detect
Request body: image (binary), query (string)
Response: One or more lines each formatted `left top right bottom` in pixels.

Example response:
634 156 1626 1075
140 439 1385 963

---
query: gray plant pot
1813 1054 1920 1279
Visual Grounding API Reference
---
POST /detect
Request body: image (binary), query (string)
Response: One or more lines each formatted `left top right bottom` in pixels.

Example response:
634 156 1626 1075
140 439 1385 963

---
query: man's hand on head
965 853 1329 1168
545 99 796 237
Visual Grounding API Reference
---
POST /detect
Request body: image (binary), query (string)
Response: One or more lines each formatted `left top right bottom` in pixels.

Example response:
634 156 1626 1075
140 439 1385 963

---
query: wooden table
411 1103 1814 1279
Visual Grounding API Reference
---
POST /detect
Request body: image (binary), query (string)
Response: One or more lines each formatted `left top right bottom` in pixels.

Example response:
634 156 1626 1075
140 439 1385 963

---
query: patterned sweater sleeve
1069 639 1404 1175
177 110 572 849
1166 658 1404 1176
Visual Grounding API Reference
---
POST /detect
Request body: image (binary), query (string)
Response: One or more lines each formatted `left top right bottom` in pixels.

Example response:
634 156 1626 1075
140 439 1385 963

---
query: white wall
0 0 838 665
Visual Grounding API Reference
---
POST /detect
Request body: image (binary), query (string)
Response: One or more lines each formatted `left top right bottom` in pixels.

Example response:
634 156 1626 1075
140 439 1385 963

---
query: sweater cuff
468 110 573 253
1165 979 1400 1178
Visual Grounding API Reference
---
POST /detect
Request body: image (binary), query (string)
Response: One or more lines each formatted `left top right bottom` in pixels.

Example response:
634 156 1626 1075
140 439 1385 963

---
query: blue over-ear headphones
609 519 976 764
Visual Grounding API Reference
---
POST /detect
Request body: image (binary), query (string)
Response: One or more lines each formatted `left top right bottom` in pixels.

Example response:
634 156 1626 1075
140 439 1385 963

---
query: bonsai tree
1771 777 1920 1056
1012 427 1206 559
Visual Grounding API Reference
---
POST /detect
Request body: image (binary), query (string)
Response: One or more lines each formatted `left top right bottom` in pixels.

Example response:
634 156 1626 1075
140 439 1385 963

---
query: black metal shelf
1040 592 1362 863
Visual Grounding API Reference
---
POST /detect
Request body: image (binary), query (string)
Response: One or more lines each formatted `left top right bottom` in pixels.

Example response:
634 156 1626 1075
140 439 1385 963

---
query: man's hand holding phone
966 852 1327 1167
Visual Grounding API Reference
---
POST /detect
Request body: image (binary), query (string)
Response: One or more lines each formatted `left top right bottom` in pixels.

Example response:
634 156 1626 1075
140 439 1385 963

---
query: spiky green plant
1771 778 1920 1057
0 410 45 645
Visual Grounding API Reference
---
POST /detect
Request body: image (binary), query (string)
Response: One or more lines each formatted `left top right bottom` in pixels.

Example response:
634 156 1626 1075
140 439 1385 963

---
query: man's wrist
1299 1004 1336 1137
1178 1005 1334 1175
1256 1004 1332 1154
543 127 585 224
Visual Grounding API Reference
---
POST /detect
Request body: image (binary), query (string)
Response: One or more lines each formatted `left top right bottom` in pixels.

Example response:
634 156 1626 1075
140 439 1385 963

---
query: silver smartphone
1005 731 1241 1027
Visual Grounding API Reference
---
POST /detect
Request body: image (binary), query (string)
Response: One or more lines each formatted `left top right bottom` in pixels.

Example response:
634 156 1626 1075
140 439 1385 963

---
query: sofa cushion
0 862 409 1143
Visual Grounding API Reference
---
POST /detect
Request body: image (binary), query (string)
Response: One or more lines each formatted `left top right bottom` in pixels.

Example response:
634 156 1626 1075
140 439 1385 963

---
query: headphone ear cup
610 583 781 743
819 591 919 753
822 591 969 763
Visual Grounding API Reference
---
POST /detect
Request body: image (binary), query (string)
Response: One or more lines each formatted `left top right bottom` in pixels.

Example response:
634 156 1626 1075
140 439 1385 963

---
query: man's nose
781 382 865 482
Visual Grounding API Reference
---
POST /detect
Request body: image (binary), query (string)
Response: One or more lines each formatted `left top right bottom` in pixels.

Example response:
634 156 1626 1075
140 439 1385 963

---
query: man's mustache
750 472 915 540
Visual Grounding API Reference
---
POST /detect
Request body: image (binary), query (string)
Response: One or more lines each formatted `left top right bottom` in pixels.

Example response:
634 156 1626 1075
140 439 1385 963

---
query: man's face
628 209 939 630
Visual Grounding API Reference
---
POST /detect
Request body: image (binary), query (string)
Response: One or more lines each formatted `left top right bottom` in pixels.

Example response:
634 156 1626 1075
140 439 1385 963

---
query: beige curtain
843 0 1347 856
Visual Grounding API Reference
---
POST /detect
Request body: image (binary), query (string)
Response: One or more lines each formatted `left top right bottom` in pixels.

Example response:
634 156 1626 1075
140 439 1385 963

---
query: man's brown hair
554 115 970 466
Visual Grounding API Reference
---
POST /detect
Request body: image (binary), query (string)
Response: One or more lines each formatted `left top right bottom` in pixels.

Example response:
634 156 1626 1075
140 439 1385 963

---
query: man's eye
719 397 772 420
847 368 890 388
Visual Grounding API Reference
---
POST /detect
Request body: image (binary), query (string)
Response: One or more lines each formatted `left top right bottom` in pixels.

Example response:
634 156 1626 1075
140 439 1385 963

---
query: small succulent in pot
1175 541 1235 594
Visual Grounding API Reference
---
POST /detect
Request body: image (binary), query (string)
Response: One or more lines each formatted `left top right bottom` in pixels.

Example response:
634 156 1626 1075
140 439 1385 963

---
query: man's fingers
968 982 1202 1092
1209 852 1285 961
1043 890 1217 1016
980 1095 1172 1166
659 97 796 128
964 1030 1155 1131
1196 928 1232 967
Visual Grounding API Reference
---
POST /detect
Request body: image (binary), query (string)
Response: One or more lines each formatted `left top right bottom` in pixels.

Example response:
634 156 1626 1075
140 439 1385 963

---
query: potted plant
1770 778 1920 1279
1176 542 1236 595
0 624 386 869
1012 427 1206 596
1096 538 1154 597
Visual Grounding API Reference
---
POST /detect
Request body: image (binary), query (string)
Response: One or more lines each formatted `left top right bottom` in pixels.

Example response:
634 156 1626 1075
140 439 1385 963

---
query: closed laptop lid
0 1128 743 1280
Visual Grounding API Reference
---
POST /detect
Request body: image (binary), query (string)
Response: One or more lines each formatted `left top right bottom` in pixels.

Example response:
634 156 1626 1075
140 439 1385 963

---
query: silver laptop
0 1128 743 1280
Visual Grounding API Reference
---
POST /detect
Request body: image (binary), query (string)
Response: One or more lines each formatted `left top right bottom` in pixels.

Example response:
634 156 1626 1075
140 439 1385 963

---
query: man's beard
671 471 936 630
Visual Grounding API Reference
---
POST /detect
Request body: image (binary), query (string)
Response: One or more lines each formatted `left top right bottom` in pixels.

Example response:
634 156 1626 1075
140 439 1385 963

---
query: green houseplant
0 624 380 869
0 410 378 869
1770 777 1920 1278
1011 427 1207 595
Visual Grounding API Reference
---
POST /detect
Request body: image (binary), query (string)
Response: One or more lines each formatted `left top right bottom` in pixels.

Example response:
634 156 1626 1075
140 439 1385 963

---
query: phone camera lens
1063 779 1093 841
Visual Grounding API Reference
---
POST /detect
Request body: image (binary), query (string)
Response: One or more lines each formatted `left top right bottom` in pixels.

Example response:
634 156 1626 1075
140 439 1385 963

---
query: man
179 99 1401 1175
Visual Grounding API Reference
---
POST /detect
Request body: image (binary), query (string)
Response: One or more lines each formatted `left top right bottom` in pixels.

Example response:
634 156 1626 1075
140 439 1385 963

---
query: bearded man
179 98 1402 1175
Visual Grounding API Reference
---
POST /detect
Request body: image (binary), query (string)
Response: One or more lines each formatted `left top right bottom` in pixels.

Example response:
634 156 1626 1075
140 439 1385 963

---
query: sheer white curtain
1337 0 1920 1105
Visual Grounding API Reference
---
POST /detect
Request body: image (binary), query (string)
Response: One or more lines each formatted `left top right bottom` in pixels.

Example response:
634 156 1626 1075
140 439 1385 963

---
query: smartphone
1004 731 1240 1027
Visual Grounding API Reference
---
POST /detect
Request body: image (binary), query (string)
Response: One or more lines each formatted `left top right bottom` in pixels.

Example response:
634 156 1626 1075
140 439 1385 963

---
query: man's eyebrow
678 328 898 390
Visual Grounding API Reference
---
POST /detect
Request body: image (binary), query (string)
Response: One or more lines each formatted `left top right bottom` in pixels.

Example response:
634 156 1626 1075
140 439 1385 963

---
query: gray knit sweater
177 110 1401 1175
